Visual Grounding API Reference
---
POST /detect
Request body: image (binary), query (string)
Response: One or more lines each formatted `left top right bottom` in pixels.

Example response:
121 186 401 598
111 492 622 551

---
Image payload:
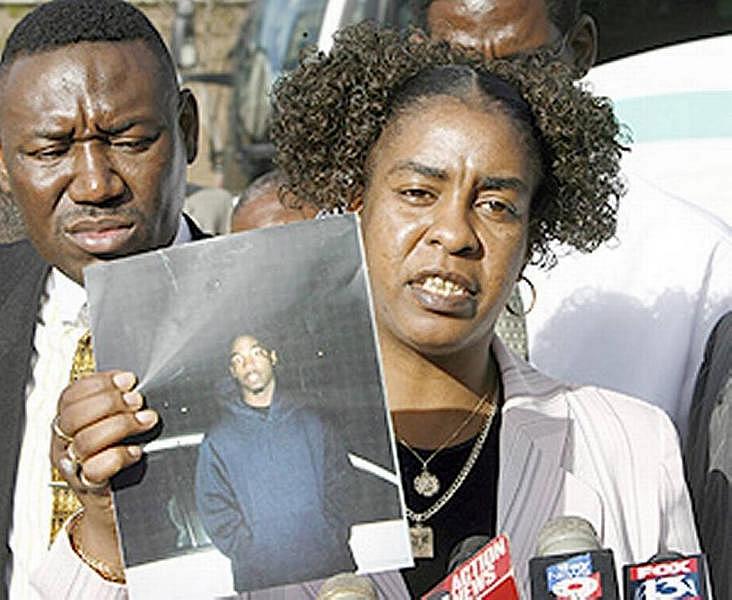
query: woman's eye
399 187 435 204
475 198 518 218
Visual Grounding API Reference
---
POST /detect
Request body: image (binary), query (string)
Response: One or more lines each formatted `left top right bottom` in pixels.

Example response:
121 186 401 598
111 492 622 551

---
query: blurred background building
0 0 730 241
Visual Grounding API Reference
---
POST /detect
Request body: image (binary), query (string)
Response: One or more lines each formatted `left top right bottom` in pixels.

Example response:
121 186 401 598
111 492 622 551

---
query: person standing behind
684 312 732 600
0 1 204 597
421 0 732 439
229 170 318 233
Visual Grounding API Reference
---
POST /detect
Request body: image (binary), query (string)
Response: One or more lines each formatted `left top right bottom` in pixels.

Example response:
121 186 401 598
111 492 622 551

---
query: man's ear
566 13 598 77
178 88 199 164
270 350 278 367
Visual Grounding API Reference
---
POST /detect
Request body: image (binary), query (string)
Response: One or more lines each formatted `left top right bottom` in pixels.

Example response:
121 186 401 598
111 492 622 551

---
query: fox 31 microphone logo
628 558 703 599
546 553 602 599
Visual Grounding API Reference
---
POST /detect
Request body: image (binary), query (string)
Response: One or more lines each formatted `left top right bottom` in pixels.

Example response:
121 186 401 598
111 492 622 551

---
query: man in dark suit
0 1 206 596
684 312 732 600
0 189 23 244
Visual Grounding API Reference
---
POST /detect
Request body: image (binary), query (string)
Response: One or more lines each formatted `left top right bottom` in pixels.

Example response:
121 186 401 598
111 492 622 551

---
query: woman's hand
50 370 158 573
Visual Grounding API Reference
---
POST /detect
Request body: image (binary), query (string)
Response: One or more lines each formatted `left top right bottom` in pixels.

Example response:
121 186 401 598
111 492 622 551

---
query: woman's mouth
409 273 478 317
419 275 470 297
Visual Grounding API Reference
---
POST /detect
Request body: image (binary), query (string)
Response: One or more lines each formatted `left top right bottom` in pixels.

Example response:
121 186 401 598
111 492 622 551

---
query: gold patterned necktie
49 329 96 545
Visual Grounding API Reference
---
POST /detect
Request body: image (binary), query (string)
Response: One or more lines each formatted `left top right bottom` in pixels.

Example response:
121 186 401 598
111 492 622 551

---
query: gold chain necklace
398 391 490 498
406 404 496 559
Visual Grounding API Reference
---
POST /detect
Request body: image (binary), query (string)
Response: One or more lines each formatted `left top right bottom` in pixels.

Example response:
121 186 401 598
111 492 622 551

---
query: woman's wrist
67 510 126 584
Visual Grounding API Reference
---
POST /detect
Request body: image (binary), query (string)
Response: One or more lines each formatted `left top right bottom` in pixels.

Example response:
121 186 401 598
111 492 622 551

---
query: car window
284 4 329 69
254 0 328 74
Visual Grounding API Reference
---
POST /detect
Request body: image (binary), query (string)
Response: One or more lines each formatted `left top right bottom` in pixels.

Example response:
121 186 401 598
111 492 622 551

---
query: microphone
421 533 520 599
623 552 711 599
316 573 378 599
447 535 492 573
529 516 619 599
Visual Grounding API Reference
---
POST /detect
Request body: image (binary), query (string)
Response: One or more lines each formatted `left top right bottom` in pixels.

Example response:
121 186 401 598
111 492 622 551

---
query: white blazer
495 337 700 595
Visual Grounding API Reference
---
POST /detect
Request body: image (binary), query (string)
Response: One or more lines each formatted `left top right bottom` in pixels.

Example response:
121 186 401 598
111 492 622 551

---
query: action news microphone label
625 556 708 599
422 534 520 600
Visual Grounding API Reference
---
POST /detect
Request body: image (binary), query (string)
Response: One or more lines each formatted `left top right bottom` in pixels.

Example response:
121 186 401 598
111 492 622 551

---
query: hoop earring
505 275 536 317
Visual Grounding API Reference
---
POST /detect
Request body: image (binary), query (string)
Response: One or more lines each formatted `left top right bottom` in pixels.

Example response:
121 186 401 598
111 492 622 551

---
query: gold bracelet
67 511 126 584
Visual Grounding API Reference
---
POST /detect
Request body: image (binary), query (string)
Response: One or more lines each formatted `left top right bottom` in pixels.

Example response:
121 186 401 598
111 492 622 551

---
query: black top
398 407 502 598
684 312 732 600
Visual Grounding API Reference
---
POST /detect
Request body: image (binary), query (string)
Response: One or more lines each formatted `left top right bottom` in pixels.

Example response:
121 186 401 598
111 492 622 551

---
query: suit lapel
493 339 604 592
496 406 569 586
0 242 48 582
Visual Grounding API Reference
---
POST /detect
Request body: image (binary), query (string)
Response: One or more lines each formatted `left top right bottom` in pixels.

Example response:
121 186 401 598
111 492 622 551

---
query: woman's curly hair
271 22 627 268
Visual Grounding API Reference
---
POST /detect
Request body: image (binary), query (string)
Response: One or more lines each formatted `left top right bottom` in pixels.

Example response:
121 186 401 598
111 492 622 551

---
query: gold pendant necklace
409 523 435 559
413 470 440 498
406 404 495 559
399 392 489 498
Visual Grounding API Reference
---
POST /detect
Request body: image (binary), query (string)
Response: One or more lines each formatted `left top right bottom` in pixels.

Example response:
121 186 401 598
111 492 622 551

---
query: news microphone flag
623 554 711 599
421 534 520 600
529 550 619 600
529 516 619 599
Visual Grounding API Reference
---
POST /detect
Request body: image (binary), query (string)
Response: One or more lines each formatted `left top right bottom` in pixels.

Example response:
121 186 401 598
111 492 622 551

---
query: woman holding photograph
270 23 700 596
41 23 699 599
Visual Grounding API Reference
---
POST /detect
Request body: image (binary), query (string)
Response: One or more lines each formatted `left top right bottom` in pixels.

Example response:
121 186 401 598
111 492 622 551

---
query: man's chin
243 381 265 394
53 238 140 285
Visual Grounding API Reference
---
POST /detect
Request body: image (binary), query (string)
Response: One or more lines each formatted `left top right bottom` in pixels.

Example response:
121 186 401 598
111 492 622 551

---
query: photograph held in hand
84 216 411 598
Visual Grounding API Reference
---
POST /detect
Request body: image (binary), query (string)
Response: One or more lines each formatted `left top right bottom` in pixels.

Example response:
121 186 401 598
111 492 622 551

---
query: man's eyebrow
388 160 448 180
96 120 151 136
477 176 528 192
32 120 160 139
33 128 74 141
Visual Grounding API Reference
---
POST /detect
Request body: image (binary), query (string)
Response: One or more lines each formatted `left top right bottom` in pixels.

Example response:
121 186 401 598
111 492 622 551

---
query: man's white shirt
526 172 732 439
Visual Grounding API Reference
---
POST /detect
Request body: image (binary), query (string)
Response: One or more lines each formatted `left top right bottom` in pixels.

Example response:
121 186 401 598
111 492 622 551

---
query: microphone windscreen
316 573 378 600
447 535 492 573
536 516 601 557
529 516 619 599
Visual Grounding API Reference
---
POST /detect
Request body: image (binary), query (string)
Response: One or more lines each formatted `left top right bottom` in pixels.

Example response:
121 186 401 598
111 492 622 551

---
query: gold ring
58 456 76 480
66 443 81 476
52 414 74 444
79 471 108 491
